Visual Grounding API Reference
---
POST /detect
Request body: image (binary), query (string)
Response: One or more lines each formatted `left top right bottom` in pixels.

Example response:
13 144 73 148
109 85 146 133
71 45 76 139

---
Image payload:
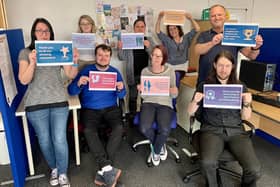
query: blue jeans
27 106 69 174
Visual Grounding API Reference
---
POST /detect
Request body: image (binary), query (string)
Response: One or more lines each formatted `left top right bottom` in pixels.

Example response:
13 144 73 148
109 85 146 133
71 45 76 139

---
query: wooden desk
15 95 81 176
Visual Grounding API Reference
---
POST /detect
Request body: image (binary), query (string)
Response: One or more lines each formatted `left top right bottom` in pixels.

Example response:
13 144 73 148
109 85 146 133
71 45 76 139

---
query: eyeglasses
151 54 163 58
80 23 92 26
35 30 50 35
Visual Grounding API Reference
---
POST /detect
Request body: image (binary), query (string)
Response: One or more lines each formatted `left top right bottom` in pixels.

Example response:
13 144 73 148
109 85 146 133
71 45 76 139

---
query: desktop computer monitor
239 60 277 91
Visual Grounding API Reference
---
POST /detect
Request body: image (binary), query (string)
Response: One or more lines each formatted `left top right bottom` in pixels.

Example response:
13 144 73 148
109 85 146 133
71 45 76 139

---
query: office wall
6 0 279 46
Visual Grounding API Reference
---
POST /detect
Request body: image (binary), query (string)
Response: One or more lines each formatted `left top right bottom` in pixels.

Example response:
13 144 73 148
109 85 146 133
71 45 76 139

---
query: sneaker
159 144 168 161
151 152 160 166
94 172 106 186
49 168 58 186
102 167 122 187
58 174 70 187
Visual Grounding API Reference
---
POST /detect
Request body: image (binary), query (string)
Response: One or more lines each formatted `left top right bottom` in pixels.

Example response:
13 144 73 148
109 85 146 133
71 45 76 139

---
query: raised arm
194 33 223 56
185 12 200 32
240 35 263 60
18 50 37 85
155 11 164 34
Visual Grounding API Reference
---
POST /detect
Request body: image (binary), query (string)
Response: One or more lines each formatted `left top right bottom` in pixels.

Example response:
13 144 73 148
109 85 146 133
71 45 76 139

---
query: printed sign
163 10 185 26
140 76 170 96
35 41 73 66
89 71 117 91
121 33 144 49
222 23 259 47
203 84 243 109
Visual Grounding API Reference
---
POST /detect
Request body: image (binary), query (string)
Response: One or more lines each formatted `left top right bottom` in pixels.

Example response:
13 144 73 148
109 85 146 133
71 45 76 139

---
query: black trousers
81 106 123 169
199 131 261 187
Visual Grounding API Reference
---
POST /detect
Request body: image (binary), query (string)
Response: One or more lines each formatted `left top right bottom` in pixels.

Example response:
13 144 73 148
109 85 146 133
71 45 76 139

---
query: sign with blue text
121 33 144 49
35 41 73 66
222 23 259 47
203 84 243 109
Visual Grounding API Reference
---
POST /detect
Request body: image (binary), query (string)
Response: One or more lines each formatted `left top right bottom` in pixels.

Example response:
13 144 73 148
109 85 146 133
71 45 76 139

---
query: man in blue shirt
68 44 126 187
195 4 263 86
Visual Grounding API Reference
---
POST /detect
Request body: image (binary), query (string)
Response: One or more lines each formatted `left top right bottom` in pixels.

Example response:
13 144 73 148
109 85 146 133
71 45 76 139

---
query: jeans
27 106 69 174
199 131 261 187
81 106 123 169
139 103 173 154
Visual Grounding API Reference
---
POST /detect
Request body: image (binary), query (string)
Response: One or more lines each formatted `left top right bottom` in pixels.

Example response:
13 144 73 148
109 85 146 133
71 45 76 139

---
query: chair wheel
176 158 181 163
132 146 137 152
183 176 190 183
174 142 179 147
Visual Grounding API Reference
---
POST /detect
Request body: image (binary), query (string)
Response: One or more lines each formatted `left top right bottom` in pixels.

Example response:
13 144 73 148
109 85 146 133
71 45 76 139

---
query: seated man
68 44 126 187
187 50 261 187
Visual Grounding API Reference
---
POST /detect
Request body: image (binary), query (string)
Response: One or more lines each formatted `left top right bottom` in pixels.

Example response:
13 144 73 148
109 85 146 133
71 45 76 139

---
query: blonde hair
78 15 96 33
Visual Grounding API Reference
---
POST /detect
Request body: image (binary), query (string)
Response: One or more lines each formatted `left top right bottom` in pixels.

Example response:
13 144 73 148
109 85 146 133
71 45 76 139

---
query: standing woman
18 18 78 187
138 45 178 166
76 15 102 71
155 11 200 86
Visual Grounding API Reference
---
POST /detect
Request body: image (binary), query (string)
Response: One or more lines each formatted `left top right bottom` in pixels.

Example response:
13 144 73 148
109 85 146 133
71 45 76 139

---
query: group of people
18 3 263 187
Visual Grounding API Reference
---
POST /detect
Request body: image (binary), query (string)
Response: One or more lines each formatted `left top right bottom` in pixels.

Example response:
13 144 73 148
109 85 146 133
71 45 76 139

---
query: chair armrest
242 120 256 137
118 98 126 117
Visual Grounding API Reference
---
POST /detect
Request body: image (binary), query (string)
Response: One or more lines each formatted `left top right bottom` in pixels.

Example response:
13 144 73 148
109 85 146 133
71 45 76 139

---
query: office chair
182 115 256 183
131 100 180 167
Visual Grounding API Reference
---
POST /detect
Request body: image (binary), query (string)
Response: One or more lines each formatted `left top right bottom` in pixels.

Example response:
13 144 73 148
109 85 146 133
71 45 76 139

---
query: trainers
58 174 70 187
102 167 121 187
159 144 168 161
151 152 160 166
49 168 58 186
94 172 106 186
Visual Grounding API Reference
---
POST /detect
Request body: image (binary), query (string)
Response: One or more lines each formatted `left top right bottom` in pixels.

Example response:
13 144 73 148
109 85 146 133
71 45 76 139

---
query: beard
217 74 229 81
96 62 109 69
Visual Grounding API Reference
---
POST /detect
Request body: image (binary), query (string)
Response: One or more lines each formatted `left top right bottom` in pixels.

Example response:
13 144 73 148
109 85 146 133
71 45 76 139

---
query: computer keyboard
252 94 280 108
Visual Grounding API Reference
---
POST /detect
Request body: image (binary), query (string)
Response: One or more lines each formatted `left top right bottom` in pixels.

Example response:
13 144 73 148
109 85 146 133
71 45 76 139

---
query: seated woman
138 45 178 166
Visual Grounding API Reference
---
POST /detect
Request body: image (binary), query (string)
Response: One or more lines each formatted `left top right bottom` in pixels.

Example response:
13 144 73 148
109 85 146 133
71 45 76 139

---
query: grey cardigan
117 36 155 85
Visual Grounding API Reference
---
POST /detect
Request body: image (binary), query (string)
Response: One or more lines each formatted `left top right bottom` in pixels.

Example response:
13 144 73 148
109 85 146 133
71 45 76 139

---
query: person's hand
169 87 178 95
185 12 192 19
212 33 223 46
242 92 252 103
255 35 263 49
73 48 79 65
29 49 37 66
137 84 141 92
192 92 204 103
78 76 89 87
116 81 124 90
158 11 164 19
117 41 123 49
143 40 150 48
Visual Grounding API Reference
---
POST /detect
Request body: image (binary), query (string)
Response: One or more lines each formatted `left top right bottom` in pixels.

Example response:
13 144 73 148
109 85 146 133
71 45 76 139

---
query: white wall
6 0 280 46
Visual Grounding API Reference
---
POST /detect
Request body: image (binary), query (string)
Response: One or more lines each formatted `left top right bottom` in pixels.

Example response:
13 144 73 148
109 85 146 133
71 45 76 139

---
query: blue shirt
197 29 241 85
68 64 126 110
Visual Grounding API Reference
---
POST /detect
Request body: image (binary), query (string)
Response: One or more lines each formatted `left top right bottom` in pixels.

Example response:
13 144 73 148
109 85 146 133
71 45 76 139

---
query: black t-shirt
133 38 149 83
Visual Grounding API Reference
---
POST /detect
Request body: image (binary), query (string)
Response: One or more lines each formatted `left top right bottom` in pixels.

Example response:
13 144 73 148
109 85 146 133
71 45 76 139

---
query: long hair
206 50 240 84
78 15 96 33
167 25 184 38
151 45 168 65
28 18 54 50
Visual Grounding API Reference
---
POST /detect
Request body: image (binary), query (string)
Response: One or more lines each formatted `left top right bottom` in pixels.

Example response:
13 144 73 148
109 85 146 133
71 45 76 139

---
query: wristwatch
243 102 252 108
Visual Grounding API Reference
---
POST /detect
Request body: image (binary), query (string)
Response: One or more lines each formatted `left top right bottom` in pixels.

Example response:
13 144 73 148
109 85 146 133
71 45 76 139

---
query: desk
15 95 81 176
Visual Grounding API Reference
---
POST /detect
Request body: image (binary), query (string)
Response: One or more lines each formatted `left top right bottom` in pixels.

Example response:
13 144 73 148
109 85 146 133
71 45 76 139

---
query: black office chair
182 115 255 183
